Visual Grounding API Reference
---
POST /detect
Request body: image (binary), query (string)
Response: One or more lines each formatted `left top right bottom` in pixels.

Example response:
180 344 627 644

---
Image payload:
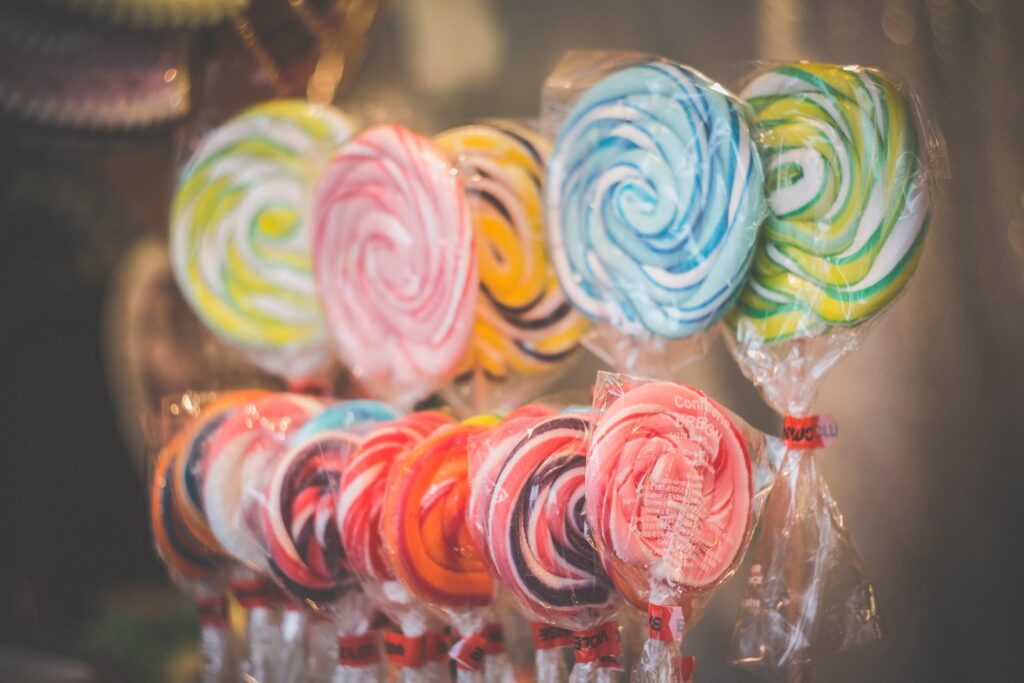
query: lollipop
434 122 586 401
201 393 323 683
546 60 764 373
588 380 753 679
382 416 503 680
724 63 937 677
730 63 929 343
313 125 477 407
152 431 235 683
263 400 398 604
473 411 622 679
172 390 270 558
337 411 454 682
170 100 354 380
262 400 398 683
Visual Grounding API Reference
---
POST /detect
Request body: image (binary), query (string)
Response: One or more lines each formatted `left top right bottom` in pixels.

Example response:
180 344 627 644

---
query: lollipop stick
194 588 236 683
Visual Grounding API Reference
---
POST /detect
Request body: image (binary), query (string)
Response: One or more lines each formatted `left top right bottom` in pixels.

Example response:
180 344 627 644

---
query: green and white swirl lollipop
729 63 930 343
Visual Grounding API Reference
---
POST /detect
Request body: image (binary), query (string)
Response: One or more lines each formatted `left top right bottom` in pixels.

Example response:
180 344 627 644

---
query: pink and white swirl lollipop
313 125 478 407
587 380 754 679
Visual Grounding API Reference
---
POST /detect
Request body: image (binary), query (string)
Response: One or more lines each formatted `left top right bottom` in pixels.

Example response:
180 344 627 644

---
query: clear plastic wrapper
434 120 588 417
381 415 510 683
541 51 766 379
588 373 784 682
313 124 479 409
193 391 325 683
149 389 280 683
150 428 237 683
169 98 357 384
724 62 947 680
468 405 624 682
337 411 457 683
258 399 400 683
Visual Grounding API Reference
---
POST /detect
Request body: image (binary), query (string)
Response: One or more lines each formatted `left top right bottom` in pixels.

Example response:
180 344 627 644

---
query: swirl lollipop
729 63 929 343
435 122 587 412
337 411 454 682
473 411 622 680
170 100 354 380
546 60 764 376
262 400 397 683
313 125 477 407
724 64 938 678
201 392 323 683
152 431 235 683
382 416 503 681
588 380 754 679
172 390 270 559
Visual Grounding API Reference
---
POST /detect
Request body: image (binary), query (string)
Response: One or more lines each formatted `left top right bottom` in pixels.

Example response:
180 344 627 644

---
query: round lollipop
152 431 235 683
201 392 323 683
382 416 503 681
170 99 354 381
435 122 587 412
474 411 621 680
313 125 477 407
262 400 398 683
337 411 454 682
724 63 935 677
172 390 270 559
587 381 754 679
729 63 929 344
546 61 764 376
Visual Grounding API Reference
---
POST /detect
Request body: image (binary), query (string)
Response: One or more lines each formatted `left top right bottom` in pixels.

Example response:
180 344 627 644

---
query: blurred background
1 0 1022 681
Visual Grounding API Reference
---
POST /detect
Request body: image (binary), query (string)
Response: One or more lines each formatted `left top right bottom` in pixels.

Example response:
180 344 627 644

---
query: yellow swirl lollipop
435 122 587 383
170 99 354 379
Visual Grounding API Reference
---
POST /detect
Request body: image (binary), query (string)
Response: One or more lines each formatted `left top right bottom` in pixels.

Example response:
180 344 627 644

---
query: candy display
337 411 454 682
435 121 587 413
262 400 397 683
382 416 503 681
313 124 477 408
588 376 756 681
170 100 354 381
545 57 764 377
725 63 943 679
470 409 621 681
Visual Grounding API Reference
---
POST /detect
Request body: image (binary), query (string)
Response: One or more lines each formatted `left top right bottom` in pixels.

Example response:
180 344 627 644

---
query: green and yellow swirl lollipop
730 63 930 343
170 100 353 380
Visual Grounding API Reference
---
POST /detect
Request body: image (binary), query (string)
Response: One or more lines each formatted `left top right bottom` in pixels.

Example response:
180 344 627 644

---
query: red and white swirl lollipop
587 380 753 677
336 411 454 681
313 125 478 407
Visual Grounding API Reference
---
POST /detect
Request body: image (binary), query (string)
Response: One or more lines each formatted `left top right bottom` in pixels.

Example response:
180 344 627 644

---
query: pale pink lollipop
313 125 478 407
587 380 753 679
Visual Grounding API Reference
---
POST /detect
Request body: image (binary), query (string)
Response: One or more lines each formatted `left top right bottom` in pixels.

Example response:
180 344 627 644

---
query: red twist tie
196 596 228 627
573 622 622 663
337 633 379 667
648 604 685 643
482 623 504 655
449 631 488 671
782 414 838 450
425 630 451 663
531 622 574 650
229 578 279 609
383 631 425 668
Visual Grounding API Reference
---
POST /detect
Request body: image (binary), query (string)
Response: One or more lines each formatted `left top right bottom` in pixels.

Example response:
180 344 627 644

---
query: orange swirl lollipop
382 415 503 677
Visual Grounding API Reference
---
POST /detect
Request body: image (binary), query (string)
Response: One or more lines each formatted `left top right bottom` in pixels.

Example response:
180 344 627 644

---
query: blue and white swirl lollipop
546 61 765 341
